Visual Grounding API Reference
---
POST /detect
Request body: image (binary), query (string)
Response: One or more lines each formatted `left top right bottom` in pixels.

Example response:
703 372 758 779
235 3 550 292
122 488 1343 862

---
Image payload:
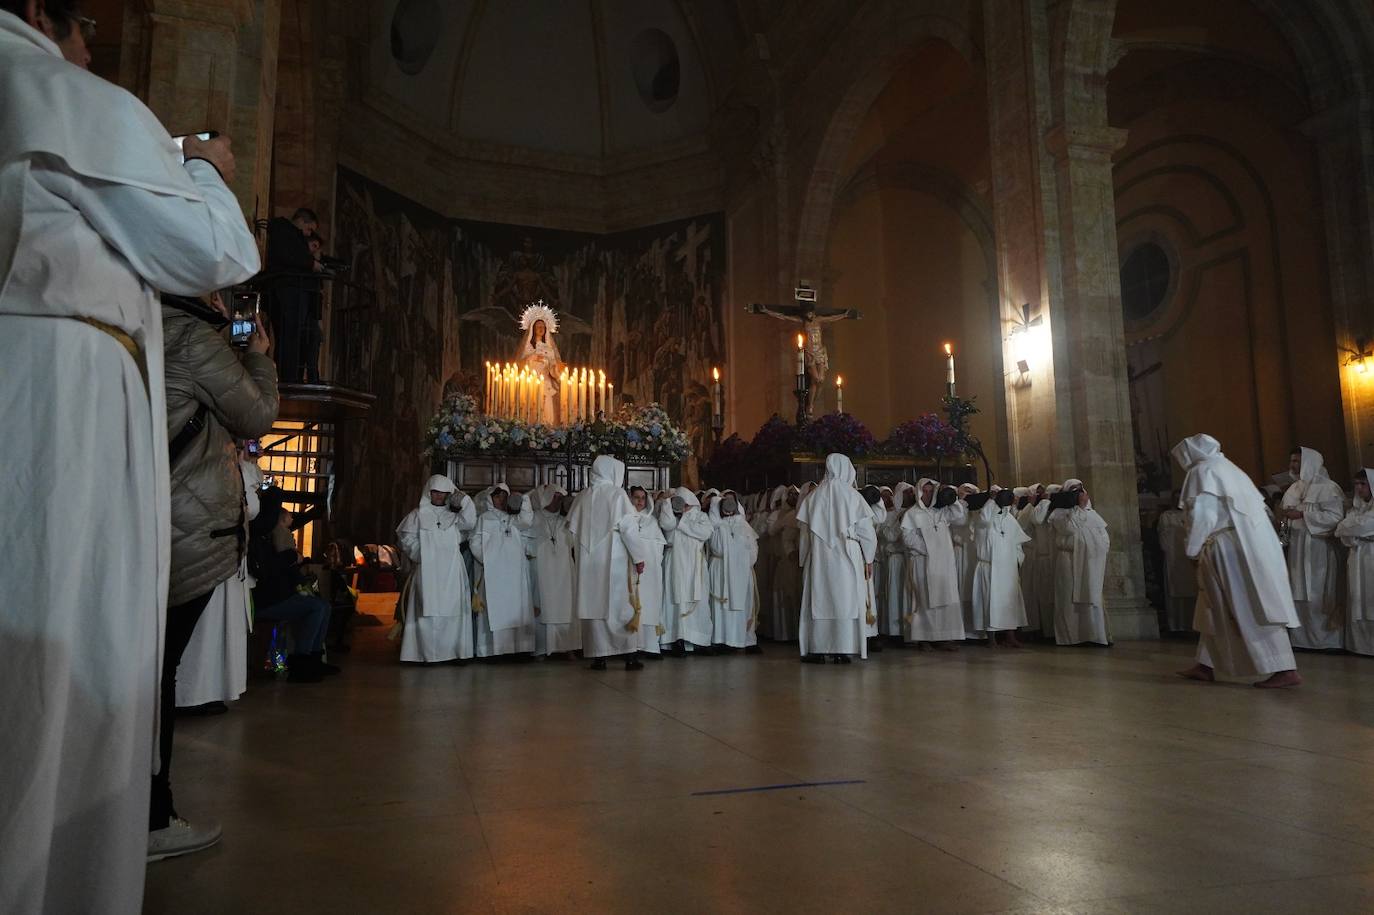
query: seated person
249 491 338 682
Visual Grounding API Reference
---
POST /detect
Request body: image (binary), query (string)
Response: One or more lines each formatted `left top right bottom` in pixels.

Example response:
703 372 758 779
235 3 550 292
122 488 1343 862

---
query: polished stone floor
145 602 1374 914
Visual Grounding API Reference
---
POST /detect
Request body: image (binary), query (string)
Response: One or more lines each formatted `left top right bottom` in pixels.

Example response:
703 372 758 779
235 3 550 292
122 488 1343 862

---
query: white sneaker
147 816 223 863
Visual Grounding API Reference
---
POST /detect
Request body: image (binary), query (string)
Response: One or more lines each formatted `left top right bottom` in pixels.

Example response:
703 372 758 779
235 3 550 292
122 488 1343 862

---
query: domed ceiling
370 0 745 160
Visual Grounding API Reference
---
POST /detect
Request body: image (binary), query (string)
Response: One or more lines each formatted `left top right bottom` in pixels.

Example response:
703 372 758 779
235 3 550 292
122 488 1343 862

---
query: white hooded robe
658 489 714 647
1173 435 1298 677
1282 447 1346 650
471 485 536 657
973 500 1031 632
1336 470 1374 658
900 482 966 643
628 497 668 654
797 455 877 658
0 15 261 915
396 475 477 662
531 485 580 655
569 456 650 658
1049 482 1111 646
708 495 759 648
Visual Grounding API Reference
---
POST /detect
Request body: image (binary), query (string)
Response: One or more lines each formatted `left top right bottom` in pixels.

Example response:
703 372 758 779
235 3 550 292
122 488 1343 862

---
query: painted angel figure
519 301 564 423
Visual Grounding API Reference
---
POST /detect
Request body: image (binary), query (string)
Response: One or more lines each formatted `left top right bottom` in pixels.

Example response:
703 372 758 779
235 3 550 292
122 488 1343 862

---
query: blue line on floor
690 779 866 797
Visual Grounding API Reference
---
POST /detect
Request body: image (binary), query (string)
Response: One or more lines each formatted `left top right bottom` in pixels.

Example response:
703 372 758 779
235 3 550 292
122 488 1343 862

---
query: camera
229 290 261 347
171 130 218 164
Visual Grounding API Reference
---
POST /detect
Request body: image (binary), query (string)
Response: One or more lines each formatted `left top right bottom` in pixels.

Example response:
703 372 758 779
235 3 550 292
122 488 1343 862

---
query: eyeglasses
74 15 97 42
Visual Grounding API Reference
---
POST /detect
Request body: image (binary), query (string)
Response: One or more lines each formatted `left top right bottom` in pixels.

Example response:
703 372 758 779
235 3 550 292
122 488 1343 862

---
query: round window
1119 242 1172 321
390 0 441 76
631 29 680 113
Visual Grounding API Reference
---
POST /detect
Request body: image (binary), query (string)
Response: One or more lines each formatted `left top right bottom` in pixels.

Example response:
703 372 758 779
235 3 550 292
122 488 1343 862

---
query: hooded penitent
796 454 871 619
1172 434 1298 627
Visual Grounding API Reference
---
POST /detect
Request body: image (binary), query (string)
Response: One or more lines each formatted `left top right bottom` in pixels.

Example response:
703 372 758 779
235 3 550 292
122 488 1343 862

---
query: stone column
1045 122 1154 639
986 0 1153 639
1305 95 1374 473
124 0 281 219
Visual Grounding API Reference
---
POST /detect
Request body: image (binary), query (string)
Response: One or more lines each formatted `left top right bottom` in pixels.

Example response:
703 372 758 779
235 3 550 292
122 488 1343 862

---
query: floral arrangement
796 412 875 458
747 414 797 467
882 413 960 459
702 433 750 482
424 394 689 464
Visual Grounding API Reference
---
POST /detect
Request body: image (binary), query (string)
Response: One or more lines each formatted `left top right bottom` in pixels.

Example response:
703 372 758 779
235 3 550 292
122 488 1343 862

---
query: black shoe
801 654 826 664
625 658 645 671
286 654 323 683
178 701 228 717
589 659 607 671
310 652 342 676
868 639 884 653
832 654 853 664
745 644 763 655
666 643 687 658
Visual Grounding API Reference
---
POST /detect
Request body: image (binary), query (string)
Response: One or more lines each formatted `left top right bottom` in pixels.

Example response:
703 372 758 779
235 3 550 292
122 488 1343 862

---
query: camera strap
169 403 210 464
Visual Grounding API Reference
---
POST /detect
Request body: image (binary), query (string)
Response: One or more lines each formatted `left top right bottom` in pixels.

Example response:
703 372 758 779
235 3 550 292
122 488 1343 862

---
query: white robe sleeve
397 525 421 564
1303 489 1345 537
452 494 478 539
36 157 260 294
468 519 488 563
852 516 878 564
618 515 650 566
1184 493 1225 559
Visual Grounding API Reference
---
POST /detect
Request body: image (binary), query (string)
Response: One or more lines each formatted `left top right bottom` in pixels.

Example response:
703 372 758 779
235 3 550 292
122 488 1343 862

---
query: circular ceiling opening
631 28 680 113
1120 242 1172 322
390 0 441 76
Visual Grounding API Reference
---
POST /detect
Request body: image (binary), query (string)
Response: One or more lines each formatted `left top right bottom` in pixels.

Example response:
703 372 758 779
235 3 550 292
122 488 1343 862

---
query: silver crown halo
518 301 559 334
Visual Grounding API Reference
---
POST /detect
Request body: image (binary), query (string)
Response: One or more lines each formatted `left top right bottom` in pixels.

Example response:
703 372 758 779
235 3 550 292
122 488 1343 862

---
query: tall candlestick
579 368 587 422
796 333 806 377
484 362 491 413
608 381 614 413
598 371 606 417
711 366 723 420
944 342 956 396
836 374 844 414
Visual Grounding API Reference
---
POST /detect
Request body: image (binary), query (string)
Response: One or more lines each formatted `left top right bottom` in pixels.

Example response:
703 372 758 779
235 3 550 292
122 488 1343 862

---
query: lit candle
559 370 567 424
599 370 606 417
495 365 503 417
485 362 492 413
944 342 956 395
578 368 587 422
711 367 723 420
796 333 806 377
836 374 844 414
608 381 614 413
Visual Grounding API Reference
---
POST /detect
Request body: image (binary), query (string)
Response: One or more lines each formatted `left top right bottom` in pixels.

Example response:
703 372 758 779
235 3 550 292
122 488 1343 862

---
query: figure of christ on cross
747 287 861 417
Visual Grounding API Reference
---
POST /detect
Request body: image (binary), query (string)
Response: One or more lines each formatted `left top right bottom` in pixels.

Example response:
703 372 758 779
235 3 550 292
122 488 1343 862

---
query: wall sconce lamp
1348 338 1373 375
1008 303 1044 375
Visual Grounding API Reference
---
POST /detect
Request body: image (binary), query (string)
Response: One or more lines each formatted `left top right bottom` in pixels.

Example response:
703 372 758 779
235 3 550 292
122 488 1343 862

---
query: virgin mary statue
518 302 564 423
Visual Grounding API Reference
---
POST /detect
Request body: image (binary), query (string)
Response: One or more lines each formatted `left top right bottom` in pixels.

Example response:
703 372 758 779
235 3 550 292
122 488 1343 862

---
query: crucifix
747 282 862 422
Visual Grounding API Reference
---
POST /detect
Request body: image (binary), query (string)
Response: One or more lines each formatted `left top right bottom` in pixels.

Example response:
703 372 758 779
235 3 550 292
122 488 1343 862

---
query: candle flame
599 370 605 383
943 342 953 356
796 333 804 350
836 375 843 387
712 367 720 381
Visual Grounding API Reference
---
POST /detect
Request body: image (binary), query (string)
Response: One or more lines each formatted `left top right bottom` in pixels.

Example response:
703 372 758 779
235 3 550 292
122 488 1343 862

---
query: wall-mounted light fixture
1008 303 1044 375
1347 338 1373 375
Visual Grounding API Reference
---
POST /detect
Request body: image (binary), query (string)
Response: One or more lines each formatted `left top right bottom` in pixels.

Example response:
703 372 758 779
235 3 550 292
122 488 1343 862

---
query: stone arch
787 0 984 285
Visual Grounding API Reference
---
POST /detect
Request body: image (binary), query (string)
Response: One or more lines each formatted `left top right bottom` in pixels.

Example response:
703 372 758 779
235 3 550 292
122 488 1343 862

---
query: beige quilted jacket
162 304 279 606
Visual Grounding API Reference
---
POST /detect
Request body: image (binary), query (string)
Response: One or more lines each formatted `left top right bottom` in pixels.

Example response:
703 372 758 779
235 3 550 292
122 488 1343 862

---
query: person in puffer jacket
150 290 278 863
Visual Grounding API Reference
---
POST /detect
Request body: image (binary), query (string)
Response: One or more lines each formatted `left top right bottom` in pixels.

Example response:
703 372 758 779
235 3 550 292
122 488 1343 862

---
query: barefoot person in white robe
0 11 262 913
797 454 877 663
531 485 580 657
628 487 667 657
1049 480 1111 646
396 475 477 663
1337 469 1374 658
569 456 651 670
1281 447 1346 650
708 492 760 650
176 456 261 709
900 480 966 650
1156 501 1198 632
880 482 916 639
1172 434 1301 687
471 484 536 658
658 489 713 655
973 489 1031 647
